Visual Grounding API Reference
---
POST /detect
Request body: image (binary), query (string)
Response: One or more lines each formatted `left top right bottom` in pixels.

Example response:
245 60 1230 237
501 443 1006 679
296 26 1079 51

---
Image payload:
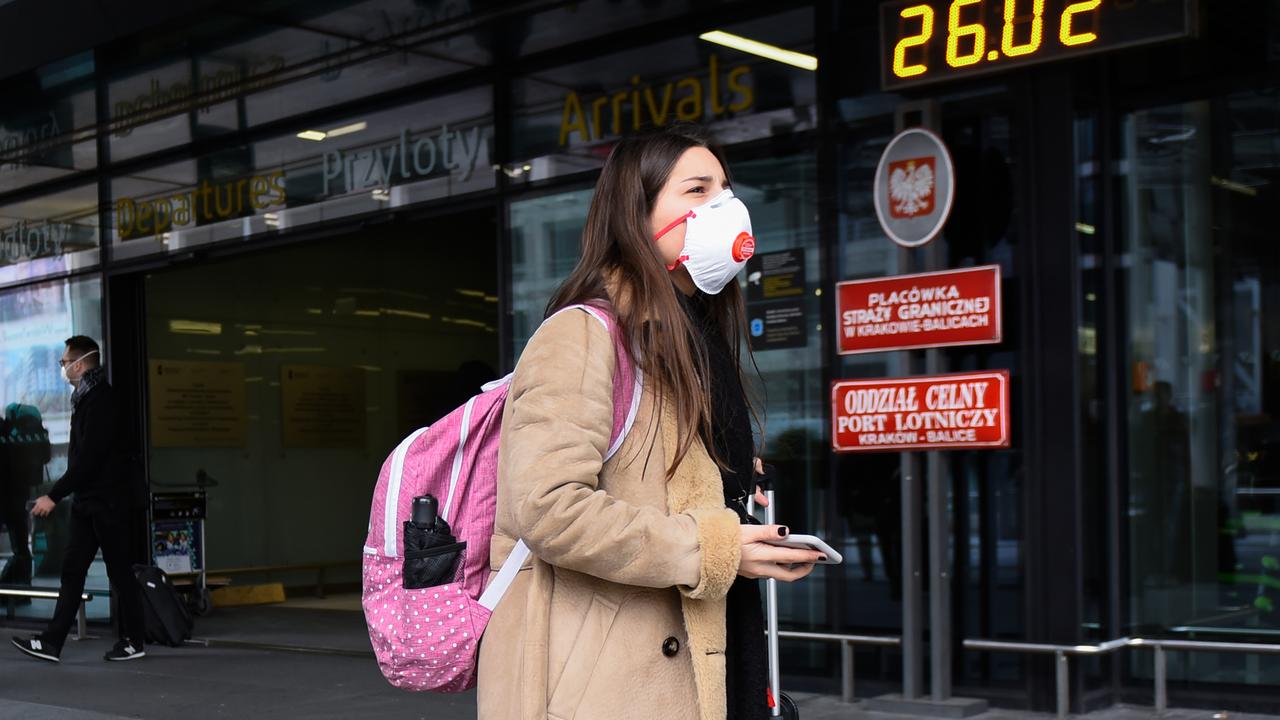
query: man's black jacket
48 380 133 511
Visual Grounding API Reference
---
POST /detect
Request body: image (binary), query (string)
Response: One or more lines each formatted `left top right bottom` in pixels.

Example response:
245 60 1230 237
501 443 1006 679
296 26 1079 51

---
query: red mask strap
652 210 694 242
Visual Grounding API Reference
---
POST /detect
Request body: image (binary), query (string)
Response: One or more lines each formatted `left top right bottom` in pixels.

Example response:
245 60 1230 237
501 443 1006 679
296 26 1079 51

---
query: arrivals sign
831 370 1010 453
873 127 954 248
836 265 1001 355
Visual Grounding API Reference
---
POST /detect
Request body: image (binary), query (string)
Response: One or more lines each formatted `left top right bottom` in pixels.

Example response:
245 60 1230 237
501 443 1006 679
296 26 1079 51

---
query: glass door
1121 91 1280 687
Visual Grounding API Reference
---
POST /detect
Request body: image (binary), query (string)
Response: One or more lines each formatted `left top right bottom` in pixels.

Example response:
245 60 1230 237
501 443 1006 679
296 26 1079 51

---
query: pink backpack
362 304 642 692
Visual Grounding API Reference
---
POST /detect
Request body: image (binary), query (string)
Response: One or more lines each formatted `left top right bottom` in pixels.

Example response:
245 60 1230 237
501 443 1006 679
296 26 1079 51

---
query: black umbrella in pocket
403 495 466 589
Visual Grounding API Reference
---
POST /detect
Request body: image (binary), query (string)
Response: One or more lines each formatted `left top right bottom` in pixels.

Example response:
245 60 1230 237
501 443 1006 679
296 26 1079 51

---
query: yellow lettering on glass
1061 0 1102 46
893 5 935 78
946 0 986 68
1002 0 1045 57
556 58 753 146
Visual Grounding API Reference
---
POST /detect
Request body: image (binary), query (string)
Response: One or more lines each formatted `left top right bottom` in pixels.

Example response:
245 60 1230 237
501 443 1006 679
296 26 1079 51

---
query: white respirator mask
653 189 755 295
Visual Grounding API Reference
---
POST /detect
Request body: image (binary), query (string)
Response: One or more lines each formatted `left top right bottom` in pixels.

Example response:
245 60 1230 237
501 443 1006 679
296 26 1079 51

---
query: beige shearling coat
476 306 743 720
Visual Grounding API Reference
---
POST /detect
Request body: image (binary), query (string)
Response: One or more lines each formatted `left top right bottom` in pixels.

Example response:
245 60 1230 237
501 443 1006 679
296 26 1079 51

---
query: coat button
662 636 680 657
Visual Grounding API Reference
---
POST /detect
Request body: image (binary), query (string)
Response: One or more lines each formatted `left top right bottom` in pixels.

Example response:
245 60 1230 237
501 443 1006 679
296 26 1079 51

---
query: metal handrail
769 630 902 703
771 631 1280 718
0 586 95 640
963 636 1280 718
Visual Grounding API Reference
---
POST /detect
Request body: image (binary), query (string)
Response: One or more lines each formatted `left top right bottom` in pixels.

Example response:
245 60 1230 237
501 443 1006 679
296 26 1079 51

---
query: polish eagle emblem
888 156 936 219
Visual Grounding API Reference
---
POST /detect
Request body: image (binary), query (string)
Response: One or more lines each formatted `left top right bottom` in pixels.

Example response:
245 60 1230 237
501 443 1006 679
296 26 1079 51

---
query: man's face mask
60 350 97 384
653 188 755 295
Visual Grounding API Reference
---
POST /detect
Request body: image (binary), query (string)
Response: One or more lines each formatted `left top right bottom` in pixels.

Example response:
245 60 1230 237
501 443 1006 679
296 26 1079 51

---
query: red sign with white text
836 265 1001 355
832 371 1011 453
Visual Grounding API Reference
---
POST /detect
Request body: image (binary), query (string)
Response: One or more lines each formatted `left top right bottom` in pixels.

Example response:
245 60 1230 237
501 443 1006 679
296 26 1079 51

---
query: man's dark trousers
45 498 145 647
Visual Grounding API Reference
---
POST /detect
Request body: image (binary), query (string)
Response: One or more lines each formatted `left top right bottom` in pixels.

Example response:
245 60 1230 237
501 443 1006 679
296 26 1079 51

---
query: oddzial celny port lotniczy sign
873 127 954 248
832 371 1010 453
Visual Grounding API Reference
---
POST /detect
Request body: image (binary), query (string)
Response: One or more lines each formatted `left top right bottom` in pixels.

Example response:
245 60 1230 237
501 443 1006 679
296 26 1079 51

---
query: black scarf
71 366 106 407
682 291 769 720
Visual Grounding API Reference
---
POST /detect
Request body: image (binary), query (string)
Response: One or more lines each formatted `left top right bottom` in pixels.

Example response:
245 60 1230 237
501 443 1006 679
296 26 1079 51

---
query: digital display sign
881 0 1195 90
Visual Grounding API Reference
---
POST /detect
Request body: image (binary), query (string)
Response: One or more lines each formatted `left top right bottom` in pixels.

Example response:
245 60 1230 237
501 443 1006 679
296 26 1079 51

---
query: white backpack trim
383 426 431 556
442 397 477 524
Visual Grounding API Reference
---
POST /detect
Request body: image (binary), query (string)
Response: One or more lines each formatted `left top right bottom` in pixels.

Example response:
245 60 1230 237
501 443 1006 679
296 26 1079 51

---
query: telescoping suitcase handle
748 464 799 720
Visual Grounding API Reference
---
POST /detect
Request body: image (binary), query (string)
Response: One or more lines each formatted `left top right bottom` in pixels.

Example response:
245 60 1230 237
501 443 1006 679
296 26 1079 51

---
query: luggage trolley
150 489 209 616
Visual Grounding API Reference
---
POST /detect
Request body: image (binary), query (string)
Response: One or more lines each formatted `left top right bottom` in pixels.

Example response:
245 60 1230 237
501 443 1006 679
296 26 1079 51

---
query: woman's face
649 147 730 267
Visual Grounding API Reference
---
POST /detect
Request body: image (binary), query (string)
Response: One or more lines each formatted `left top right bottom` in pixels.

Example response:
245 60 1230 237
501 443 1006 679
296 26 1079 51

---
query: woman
478 125 822 720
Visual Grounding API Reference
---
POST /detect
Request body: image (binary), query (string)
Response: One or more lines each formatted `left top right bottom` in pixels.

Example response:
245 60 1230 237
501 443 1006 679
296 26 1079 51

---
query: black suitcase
133 565 193 647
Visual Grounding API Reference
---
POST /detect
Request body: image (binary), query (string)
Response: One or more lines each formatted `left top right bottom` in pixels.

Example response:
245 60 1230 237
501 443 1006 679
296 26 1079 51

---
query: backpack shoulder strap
479 302 643 612
564 303 642 462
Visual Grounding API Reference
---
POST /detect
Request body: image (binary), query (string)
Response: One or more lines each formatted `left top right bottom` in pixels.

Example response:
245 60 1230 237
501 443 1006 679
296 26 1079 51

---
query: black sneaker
12 635 61 663
104 639 145 661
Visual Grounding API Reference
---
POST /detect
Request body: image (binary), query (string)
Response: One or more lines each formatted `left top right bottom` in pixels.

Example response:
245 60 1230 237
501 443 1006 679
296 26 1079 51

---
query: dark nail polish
819 555 828 562
778 526 788 537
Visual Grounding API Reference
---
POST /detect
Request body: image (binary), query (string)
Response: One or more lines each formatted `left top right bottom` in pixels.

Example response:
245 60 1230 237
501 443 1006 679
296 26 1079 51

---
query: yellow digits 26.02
1002 0 1045 57
894 4 935 78
946 0 986 68
1061 0 1102 46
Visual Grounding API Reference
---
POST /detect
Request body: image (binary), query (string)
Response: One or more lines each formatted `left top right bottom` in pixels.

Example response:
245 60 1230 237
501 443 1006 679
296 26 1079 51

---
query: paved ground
1 635 1275 720
2 598 1277 719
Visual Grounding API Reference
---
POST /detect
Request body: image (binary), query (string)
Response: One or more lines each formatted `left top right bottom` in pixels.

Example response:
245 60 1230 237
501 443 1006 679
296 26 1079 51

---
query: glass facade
1121 91 1280 686
0 275 106 620
0 0 1277 712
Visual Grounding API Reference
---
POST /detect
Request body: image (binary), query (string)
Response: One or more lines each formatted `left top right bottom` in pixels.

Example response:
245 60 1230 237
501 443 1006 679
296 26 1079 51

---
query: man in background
11 336 147 663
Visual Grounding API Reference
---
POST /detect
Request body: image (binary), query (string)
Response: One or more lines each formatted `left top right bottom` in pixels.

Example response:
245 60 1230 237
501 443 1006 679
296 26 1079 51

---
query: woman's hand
738 524 823 582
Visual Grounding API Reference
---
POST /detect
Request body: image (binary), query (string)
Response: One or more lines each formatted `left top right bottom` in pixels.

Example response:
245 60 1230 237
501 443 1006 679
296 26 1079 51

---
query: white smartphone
763 533 843 565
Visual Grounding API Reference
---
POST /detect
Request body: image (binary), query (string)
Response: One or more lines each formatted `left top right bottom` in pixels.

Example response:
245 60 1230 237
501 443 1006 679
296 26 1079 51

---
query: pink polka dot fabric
360 303 637 693
363 555 491 691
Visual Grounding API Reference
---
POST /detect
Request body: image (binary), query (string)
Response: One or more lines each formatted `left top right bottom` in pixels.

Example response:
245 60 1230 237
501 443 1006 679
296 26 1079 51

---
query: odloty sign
873 127 954 248
837 265 1001 354
831 370 1010 452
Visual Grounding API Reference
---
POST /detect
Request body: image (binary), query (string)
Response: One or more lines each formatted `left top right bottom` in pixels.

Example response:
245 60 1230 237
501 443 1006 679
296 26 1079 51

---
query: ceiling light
699 30 817 71
326 121 367 138
169 319 222 335
257 328 318 336
381 308 432 321
1211 176 1258 197
263 346 326 354
297 130 327 141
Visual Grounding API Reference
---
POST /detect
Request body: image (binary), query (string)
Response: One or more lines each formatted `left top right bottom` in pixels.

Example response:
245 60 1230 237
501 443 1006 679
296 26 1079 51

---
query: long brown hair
546 124 759 478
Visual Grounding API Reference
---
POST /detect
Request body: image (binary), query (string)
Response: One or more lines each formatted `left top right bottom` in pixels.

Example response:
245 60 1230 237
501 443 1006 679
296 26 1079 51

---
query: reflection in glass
510 8 816 181
0 183 101 288
1124 93 1280 686
509 187 594 357
145 211 497 591
110 88 494 261
0 276 103 616
105 3 491 161
0 52 97 194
